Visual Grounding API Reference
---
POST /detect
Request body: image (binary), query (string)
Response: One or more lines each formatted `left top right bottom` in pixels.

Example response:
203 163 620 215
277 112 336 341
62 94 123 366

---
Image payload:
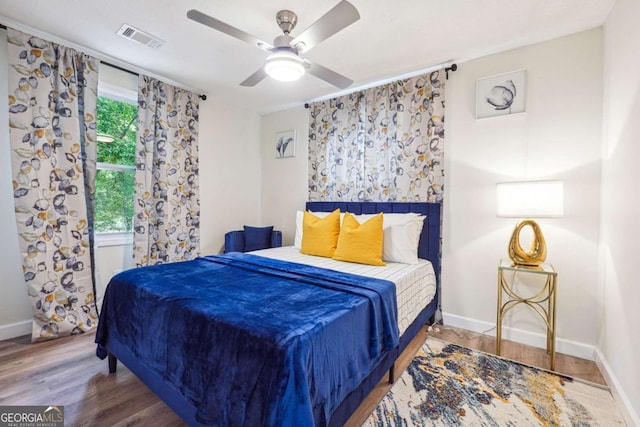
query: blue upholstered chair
224 227 283 253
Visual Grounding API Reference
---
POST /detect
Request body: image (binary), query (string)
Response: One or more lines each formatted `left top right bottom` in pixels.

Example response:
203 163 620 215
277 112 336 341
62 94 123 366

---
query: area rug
363 337 625 426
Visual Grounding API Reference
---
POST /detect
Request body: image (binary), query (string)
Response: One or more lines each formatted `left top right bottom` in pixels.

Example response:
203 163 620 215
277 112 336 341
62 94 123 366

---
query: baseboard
441 312 596 361
0 319 31 341
595 348 640 427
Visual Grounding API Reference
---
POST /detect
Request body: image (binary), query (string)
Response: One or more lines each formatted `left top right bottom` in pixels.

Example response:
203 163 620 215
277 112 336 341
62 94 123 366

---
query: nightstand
497 259 558 370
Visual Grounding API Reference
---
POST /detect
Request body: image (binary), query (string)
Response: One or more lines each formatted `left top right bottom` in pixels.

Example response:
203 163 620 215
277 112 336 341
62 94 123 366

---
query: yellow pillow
300 209 341 258
333 212 385 266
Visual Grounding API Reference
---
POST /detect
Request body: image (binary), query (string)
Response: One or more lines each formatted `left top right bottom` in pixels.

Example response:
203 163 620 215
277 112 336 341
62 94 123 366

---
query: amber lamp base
508 219 547 267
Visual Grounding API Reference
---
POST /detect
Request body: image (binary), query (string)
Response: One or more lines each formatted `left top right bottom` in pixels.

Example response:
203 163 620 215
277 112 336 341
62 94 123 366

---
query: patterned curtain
133 76 200 266
7 28 99 341
308 91 366 200
309 70 445 202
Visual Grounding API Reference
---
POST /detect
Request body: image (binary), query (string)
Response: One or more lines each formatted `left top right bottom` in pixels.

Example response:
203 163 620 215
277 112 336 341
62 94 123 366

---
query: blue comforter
95 253 399 426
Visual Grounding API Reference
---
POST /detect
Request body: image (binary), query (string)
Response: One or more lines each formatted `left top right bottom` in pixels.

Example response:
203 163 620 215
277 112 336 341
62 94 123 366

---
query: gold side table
497 259 558 370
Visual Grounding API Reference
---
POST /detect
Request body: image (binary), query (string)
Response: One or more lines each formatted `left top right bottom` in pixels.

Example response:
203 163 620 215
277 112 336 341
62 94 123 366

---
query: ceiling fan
186 1 360 89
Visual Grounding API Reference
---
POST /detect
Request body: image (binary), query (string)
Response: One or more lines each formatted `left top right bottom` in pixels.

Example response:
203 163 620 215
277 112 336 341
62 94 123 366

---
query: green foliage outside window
95 169 135 233
96 97 137 165
95 97 137 233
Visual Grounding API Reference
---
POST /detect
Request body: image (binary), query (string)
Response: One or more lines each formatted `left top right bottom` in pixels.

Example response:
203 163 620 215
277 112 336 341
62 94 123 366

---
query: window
95 66 138 243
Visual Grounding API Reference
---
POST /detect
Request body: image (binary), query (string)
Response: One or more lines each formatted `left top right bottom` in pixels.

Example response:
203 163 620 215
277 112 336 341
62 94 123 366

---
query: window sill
95 232 133 247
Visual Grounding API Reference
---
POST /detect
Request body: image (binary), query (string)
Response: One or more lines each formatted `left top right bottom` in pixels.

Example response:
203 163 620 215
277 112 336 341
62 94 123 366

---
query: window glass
96 97 136 166
95 168 135 232
95 96 137 233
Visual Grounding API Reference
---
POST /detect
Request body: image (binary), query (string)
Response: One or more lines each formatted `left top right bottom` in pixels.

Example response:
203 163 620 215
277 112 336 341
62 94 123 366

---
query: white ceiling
0 0 615 114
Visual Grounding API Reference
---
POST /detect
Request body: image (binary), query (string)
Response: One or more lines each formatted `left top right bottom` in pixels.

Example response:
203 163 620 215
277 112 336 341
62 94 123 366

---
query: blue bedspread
95 253 399 426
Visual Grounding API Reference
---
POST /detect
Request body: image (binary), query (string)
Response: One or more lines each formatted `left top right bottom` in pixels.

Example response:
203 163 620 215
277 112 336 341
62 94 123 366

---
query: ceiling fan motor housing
276 10 298 34
273 34 296 49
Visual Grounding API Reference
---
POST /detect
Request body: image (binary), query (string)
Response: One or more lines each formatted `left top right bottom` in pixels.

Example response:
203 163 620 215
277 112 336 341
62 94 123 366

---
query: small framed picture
476 69 526 119
275 129 296 158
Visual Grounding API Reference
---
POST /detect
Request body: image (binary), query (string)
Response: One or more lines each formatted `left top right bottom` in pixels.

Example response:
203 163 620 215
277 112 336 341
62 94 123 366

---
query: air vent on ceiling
117 24 164 48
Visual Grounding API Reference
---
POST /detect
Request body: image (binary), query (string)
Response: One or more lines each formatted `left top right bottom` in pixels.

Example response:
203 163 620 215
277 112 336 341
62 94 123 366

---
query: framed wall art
275 129 296 158
476 69 526 119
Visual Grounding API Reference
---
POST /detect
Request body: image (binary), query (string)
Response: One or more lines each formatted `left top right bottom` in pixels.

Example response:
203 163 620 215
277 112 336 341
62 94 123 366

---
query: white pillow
294 210 304 249
356 213 425 264
294 210 345 249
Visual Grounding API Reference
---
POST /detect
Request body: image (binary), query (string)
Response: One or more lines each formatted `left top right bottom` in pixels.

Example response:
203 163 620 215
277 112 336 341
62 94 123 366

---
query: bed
95 201 441 426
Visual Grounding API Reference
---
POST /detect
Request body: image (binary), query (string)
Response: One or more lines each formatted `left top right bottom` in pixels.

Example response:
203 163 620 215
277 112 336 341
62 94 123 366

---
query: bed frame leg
388 364 395 384
108 353 118 373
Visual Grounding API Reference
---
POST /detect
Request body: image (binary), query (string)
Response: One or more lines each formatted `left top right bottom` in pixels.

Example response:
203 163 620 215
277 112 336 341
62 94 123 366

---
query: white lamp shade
264 51 305 82
496 180 564 218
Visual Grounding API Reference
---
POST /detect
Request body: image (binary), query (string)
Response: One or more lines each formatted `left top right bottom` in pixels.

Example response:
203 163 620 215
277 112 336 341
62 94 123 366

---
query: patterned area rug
363 337 625 426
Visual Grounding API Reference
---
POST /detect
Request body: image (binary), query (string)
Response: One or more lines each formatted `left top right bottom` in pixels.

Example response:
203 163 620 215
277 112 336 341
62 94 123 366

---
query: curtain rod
100 61 207 100
0 23 207 101
304 62 458 108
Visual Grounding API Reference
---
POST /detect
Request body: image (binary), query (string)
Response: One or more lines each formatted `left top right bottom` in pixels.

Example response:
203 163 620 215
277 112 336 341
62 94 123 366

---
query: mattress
251 246 436 335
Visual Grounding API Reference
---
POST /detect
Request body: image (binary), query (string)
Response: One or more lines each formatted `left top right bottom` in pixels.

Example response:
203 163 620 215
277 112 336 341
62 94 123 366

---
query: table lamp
496 180 564 266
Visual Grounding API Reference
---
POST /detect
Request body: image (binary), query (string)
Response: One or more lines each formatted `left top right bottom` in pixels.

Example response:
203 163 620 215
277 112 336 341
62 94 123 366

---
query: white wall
199 98 262 255
260 107 309 244
0 30 33 340
443 29 603 359
600 0 640 423
94 243 134 306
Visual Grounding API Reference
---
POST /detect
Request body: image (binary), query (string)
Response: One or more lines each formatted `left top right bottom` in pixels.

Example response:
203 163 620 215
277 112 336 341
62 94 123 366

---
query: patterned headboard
305 201 442 285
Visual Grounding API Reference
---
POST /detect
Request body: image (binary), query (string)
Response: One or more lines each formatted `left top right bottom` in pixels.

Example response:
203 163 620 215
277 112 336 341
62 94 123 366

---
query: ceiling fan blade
187 9 273 52
292 1 360 53
240 68 268 87
306 61 353 89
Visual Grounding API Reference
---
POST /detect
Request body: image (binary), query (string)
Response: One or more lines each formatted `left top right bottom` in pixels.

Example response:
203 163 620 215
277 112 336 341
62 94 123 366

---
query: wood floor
0 325 605 427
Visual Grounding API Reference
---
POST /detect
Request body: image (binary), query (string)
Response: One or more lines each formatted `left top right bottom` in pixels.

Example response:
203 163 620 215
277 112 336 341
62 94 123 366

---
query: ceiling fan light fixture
264 50 305 82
